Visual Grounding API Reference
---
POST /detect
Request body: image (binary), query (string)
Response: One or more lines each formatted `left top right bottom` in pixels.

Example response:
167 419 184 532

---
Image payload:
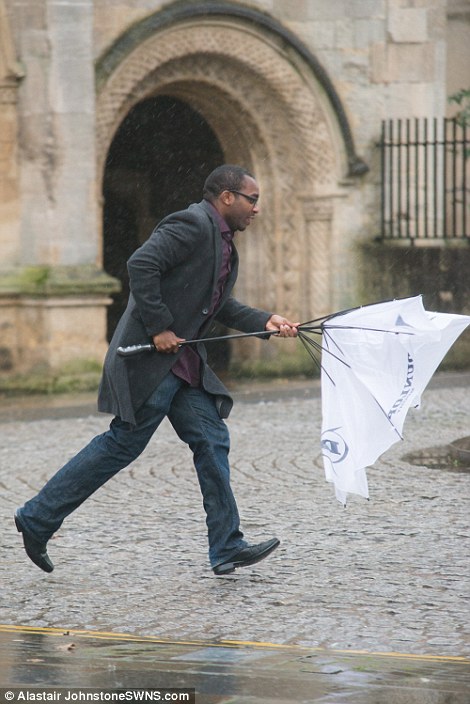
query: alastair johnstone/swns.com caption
0 690 195 703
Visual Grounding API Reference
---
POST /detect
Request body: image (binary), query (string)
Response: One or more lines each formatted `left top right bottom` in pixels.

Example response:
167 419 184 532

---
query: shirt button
202 308 209 315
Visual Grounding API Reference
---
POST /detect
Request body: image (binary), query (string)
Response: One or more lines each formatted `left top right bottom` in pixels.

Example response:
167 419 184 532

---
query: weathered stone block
371 41 436 82
388 7 428 43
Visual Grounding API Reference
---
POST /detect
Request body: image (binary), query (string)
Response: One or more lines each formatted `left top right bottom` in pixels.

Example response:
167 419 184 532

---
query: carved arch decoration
95 1 368 322
96 1 368 178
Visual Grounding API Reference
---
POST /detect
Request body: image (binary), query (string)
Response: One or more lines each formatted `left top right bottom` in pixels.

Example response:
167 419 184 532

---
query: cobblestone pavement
1 373 469 658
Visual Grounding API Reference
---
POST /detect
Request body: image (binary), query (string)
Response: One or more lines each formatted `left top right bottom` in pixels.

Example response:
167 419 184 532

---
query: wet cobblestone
1 374 469 657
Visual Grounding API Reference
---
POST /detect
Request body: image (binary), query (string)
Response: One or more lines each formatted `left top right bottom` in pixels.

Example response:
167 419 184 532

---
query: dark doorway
103 95 229 370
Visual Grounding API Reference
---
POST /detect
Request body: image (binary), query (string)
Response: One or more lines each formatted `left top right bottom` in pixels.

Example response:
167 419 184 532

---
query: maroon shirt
172 202 234 386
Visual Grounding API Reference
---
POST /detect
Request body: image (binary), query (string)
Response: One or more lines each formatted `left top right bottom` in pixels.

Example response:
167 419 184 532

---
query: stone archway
96 4 366 366
103 94 224 338
103 93 232 369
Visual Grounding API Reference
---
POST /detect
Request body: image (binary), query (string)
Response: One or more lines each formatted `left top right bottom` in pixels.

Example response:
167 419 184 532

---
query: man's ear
219 190 234 206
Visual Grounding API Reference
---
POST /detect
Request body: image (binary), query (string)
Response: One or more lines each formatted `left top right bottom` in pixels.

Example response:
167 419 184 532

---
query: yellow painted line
0 624 469 665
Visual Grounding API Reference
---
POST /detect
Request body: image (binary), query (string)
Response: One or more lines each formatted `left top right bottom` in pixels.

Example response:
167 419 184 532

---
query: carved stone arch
96 3 368 335
96 1 367 179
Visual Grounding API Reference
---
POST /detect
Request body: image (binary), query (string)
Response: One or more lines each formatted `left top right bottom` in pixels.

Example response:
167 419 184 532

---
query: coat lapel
197 200 239 328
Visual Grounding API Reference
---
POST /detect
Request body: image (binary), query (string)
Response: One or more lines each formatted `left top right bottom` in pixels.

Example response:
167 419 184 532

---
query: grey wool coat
98 200 272 425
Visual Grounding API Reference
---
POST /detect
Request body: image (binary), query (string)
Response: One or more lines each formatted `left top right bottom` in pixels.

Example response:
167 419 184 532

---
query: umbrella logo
395 314 413 328
388 353 414 419
321 428 349 464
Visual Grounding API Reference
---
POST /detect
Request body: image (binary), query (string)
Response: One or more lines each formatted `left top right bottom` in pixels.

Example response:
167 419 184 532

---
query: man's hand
152 330 185 353
266 315 300 338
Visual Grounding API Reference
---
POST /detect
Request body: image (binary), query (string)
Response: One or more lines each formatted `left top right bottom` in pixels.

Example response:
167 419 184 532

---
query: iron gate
379 118 469 243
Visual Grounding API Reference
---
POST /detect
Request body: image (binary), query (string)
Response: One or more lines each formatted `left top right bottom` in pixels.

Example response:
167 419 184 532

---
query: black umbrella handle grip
117 343 156 357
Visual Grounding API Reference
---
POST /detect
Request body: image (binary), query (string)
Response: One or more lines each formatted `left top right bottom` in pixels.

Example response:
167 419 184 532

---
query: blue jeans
16 372 246 567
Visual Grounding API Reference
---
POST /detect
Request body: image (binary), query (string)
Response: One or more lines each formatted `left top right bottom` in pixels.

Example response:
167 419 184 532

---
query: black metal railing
379 117 469 243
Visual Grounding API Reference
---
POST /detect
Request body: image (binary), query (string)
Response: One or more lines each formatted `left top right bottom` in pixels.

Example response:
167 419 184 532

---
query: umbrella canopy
300 296 470 505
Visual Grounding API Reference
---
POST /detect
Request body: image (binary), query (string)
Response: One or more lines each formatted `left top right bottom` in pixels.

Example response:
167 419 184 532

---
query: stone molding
300 196 335 223
95 1 368 178
0 265 121 298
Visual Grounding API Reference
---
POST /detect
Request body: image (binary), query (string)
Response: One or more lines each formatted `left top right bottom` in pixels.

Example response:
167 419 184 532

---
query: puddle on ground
403 440 470 472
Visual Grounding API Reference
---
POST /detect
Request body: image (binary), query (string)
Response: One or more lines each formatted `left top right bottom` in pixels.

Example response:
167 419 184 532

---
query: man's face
222 176 260 232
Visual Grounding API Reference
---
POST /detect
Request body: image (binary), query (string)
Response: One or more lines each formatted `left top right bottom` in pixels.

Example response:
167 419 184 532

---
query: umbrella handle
116 343 156 357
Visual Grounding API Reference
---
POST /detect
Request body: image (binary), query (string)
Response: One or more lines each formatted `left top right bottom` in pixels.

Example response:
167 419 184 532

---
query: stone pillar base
0 265 120 375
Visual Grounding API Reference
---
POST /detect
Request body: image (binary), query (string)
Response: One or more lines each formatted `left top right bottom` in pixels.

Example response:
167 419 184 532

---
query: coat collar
203 199 232 237
196 200 239 305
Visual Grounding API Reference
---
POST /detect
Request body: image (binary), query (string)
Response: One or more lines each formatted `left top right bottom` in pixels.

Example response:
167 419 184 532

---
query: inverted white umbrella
298 296 470 504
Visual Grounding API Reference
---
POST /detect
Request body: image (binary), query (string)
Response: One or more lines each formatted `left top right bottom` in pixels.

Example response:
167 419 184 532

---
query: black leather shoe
213 538 280 575
14 513 54 573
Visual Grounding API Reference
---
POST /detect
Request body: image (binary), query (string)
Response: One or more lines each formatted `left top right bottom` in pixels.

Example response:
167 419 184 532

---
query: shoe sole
213 539 280 575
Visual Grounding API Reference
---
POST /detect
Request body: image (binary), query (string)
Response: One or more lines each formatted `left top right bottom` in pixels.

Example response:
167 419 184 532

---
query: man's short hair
203 164 254 201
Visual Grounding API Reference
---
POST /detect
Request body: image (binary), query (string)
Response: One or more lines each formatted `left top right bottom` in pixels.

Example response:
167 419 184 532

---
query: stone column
300 196 334 322
0 0 118 377
0 0 24 372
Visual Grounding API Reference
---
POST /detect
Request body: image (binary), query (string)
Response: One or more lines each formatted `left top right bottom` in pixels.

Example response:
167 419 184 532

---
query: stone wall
0 0 22 267
0 0 118 377
92 0 452 245
359 243 470 367
0 0 468 381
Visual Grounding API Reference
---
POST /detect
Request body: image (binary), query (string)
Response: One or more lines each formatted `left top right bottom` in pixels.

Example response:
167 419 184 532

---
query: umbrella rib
297 331 323 360
298 333 337 386
299 330 351 367
299 323 415 337
298 330 353 387
301 295 420 328
299 314 333 327
369 394 404 440
321 328 347 359
298 334 323 375
322 324 414 335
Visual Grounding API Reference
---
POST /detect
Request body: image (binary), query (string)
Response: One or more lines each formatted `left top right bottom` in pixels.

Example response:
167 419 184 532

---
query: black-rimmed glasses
229 190 259 206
